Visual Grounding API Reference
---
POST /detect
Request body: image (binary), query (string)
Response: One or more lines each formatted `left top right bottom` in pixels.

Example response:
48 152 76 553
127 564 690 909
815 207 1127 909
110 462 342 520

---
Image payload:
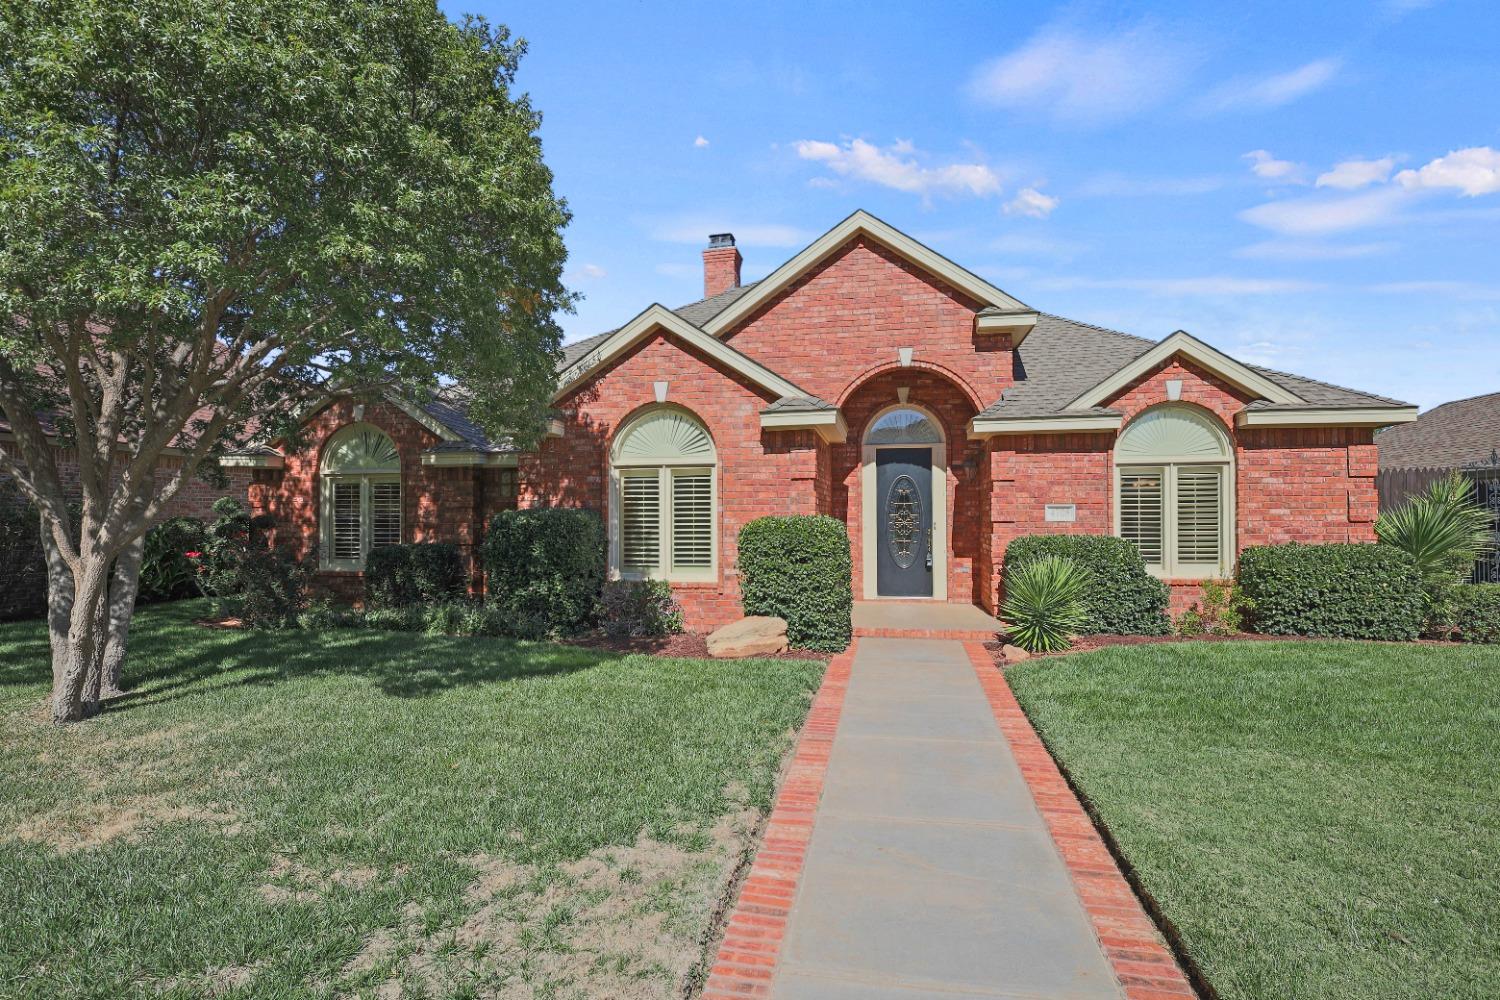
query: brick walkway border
962 641 1198 1000
701 641 857 999
853 625 999 641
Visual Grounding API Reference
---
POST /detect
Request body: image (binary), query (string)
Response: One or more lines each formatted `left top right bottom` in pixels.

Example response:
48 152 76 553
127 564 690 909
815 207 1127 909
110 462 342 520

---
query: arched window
320 424 402 570
610 408 717 582
1114 405 1233 578
865 407 943 445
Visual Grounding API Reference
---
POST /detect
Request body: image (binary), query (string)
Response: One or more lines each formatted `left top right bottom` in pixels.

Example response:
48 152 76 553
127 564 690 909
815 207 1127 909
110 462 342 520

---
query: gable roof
700 210 1031 338
1377 391 1500 470
1067 330 1305 409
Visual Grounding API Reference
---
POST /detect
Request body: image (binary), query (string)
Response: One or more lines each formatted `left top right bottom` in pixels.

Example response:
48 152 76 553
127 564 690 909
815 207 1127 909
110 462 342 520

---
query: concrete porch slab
853 600 1003 639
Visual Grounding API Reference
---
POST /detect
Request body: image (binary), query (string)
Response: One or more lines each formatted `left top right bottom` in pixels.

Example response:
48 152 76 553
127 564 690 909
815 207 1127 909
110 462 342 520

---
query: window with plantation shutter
331 482 363 561
610 409 718 582
1114 406 1232 578
1119 470 1164 566
620 473 662 573
672 471 713 570
370 480 402 550
1175 467 1222 565
320 424 403 570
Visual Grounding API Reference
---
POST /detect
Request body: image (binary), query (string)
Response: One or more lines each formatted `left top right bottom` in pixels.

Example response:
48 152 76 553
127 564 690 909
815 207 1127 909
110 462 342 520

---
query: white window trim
609 463 718 583
320 473 402 571
1114 461 1234 580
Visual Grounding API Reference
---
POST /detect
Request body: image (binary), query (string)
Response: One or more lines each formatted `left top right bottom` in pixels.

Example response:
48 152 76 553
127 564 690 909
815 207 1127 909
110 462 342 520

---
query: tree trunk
100 534 145 698
40 512 74 691
51 553 111 724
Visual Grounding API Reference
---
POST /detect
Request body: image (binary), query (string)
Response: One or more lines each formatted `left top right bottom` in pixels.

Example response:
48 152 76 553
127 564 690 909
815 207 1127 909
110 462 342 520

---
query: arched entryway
861 403 948 599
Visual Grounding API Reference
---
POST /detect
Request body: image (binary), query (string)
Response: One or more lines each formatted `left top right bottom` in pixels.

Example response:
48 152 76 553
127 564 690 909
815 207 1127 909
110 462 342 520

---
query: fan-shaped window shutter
610 409 717 581
1114 406 1232 578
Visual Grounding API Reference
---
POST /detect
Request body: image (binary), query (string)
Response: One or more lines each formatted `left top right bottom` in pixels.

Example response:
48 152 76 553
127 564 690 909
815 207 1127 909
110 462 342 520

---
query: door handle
926 525 933 570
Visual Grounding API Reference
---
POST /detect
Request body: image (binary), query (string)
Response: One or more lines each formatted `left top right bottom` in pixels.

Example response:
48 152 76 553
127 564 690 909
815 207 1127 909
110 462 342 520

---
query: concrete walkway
770 638 1124 1000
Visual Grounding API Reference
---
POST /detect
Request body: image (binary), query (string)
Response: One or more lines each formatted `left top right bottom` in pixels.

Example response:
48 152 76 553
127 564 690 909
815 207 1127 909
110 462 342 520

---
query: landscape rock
706 616 788 658
1000 643 1031 663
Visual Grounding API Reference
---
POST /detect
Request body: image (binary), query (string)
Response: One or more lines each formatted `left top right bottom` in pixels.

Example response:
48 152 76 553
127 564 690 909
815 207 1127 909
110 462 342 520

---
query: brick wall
984 358 1380 617
252 399 515 602
722 237 1008 409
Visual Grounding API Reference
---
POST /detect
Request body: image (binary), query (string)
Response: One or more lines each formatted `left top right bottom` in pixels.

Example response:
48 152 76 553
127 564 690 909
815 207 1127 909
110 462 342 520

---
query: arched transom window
865 407 943 445
610 408 717 582
321 424 402 570
1115 405 1233 578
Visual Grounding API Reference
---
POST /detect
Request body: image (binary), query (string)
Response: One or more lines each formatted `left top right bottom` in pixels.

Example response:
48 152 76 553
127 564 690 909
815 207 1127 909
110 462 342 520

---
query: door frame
860 404 947 600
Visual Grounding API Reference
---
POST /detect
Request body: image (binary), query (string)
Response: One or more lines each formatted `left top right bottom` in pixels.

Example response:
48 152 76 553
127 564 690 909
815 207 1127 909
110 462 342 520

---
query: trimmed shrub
599 579 684 639
1237 543 1424 640
1002 555 1089 652
0 481 48 620
139 516 207 602
365 543 465 608
300 599 511 637
1447 584 1500 644
483 507 605 639
738 515 852 652
1004 535 1171 635
193 497 311 628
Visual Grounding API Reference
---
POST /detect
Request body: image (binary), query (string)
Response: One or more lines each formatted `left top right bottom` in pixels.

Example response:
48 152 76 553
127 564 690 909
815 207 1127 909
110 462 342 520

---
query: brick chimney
703 233 741 299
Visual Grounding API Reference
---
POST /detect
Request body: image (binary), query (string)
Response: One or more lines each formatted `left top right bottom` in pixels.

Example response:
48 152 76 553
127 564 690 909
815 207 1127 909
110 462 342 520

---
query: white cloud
1030 274 1323 296
1316 156 1396 190
654 263 697 279
1238 187 1409 235
1243 150 1302 181
1003 187 1059 218
566 263 607 281
1235 240 1395 260
966 22 1196 125
1368 280 1500 300
693 135 710 148
1395 146 1500 196
1199 57 1342 113
793 138 1001 198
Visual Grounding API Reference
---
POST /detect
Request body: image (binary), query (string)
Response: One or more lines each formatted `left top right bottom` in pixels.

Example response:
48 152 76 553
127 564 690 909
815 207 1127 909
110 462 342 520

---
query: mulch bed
565 631 831 662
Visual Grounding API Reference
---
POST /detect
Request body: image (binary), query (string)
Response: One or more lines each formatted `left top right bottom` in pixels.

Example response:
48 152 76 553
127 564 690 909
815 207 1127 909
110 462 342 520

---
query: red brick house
234 211 1417 625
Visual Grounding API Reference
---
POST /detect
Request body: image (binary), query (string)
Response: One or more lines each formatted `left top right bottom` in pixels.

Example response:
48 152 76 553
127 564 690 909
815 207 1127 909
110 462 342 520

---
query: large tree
0 0 572 722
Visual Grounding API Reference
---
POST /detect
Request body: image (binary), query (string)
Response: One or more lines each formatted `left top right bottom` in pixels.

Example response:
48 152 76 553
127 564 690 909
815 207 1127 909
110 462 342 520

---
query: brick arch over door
831 368 983 603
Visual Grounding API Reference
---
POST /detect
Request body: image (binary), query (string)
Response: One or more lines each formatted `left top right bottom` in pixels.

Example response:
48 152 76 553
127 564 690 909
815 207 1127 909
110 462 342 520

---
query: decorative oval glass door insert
886 474 922 569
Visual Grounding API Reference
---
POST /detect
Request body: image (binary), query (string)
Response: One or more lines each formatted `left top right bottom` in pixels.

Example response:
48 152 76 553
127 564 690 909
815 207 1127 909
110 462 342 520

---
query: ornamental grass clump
1002 555 1090 653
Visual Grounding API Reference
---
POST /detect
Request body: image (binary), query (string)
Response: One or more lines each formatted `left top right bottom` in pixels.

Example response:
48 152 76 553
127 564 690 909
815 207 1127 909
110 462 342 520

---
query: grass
0 600 824 999
1007 640 1500 1000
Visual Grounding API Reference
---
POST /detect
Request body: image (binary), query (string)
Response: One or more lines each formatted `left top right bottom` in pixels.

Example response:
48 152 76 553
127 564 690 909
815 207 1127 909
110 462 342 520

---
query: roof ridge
1412 388 1500 413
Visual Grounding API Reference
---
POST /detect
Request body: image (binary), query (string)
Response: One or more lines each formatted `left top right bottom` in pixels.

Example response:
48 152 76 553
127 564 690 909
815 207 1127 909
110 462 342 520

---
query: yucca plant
1002 555 1091 652
1376 471 1492 589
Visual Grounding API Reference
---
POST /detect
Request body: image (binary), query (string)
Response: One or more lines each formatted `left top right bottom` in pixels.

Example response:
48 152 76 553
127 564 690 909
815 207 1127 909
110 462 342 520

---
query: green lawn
1008 641 1500 1000
0 601 823 1000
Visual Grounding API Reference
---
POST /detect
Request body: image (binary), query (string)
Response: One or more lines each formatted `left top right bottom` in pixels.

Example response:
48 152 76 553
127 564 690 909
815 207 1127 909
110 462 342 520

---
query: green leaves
737 515 853 652
1375 472 1492 591
1237 543 1426 641
1001 554 1090 653
1004 534 1171 635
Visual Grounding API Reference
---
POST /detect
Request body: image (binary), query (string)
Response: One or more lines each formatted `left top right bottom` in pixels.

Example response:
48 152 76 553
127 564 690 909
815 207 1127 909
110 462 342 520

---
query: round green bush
1237 542 1425 640
1004 534 1170 635
737 515 852 652
483 507 604 639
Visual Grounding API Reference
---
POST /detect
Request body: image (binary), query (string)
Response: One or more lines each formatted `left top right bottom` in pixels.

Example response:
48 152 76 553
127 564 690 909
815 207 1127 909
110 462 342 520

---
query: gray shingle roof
763 395 836 413
977 313 1409 421
418 389 514 453
558 281 765 373
1377 391 1500 470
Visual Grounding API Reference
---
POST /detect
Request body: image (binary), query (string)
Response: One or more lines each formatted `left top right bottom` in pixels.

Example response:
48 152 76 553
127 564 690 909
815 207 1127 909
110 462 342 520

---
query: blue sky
454 0 1499 410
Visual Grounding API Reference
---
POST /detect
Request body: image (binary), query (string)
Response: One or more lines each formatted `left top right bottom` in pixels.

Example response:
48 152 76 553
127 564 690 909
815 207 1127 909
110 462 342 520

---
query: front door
876 448 933 597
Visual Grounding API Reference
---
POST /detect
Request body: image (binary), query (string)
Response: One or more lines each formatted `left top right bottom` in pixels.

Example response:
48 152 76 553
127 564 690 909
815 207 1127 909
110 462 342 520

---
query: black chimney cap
708 233 736 248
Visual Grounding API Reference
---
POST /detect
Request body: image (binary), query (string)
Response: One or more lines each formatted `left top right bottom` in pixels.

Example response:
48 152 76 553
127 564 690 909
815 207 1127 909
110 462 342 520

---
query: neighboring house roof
1377 391 1500 470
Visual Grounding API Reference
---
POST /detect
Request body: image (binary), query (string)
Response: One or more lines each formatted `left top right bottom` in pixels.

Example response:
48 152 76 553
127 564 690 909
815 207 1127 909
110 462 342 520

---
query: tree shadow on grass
0 601 626 714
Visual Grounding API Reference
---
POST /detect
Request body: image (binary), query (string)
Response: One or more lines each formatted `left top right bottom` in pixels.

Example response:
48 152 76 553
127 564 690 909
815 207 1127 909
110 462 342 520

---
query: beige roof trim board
1236 406 1418 428
218 452 285 469
759 408 849 444
419 451 519 467
1067 330 1305 410
553 304 808 404
700 210 1031 338
975 310 1040 345
968 414 1124 438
